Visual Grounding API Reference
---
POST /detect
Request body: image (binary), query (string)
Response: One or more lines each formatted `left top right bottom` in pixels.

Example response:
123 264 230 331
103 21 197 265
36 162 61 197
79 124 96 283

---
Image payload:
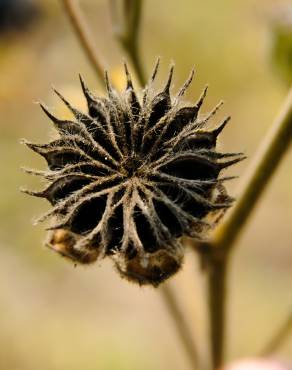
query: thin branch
261 308 292 356
61 0 105 83
213 87 292 253
161 285 200 370
206 87 292 369
110 0 146 85
207 257 228 369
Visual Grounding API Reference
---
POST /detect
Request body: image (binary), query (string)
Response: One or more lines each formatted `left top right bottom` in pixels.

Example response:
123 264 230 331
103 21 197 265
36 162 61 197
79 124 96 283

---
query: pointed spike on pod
177 68 195 98
20 166 32 173
39 103 81 133
39 103 61 125
195 85 209 110
21 140 43 154
34 207 58 223
143 57 161 104
34 209 56 224
104 70 114 97
19 138 28 146
53 88 75 112
163 64 174 94
215 151 245 159
79 74 95 102
32 144 49 155
150 57 161 83
211 116 231 137
79 74 105 119
218 155 246 170
20 187 46 198
54 87 93 123
21 167 47 177
19 186 30 195
32 217 41 226
202 100 225 124
123 62 134 90
79 73 87 93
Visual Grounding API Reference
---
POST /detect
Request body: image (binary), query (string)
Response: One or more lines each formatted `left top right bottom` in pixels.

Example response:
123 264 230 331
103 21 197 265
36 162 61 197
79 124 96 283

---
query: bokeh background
0 0 292 369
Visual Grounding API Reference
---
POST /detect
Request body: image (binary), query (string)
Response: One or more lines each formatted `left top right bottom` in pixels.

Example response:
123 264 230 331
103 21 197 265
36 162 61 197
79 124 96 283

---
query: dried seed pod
23 61 244 286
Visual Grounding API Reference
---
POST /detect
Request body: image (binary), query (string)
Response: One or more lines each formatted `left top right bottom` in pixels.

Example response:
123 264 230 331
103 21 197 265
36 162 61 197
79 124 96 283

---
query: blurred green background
0 0 292 369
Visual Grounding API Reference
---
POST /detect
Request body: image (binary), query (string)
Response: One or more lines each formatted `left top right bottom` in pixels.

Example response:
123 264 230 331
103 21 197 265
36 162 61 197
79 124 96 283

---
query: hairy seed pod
23 61 244 286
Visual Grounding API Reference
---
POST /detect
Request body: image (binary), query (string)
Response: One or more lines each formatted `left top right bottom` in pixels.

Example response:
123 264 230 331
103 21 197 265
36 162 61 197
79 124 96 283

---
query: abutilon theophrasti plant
22 61 244 286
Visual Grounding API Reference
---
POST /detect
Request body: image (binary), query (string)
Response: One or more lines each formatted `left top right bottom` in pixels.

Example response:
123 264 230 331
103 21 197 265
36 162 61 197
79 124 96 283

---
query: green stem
208 256 228 369
162 285 200 370
207 87 292 369
213 87 292 253
110 0 146 85
61 0 105 83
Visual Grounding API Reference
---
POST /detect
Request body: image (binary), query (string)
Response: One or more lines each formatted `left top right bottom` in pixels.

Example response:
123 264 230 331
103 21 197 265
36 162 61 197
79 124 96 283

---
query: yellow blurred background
0 0 292 369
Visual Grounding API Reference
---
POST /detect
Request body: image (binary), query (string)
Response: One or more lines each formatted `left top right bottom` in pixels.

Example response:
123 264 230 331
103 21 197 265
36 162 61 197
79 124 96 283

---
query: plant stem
213 87 292 253
261 308 292 355
110 0 146 85
61 0 105 84
208 257 228 369
207 87 292 369
162 285 200 370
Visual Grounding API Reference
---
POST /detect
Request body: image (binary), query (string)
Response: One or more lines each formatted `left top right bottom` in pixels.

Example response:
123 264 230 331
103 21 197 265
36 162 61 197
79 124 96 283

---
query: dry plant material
23 61 243 286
